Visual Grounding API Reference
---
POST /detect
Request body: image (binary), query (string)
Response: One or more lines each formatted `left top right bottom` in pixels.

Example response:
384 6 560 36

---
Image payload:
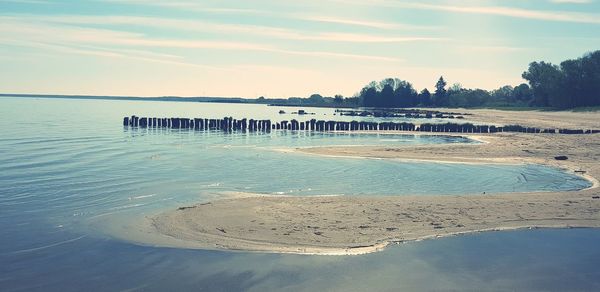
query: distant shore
4 94 600 115
121 109 600 255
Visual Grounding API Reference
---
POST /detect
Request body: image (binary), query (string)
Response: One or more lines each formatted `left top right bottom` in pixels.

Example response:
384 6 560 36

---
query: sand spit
140 131 600 255
152 192 600 255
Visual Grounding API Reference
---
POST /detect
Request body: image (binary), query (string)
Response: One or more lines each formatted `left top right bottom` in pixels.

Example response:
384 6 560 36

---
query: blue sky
1 0 599 98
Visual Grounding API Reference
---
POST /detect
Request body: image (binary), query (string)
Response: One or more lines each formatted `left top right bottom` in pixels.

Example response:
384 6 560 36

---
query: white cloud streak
458 45 528 53
0 17 405 63
549 0 593 3
402 2 600 24
0 38 232 70
292 14 440 30
330 0 600 24
100 0 267 15
100 0 442 31
0 0 51 4
12 14 443 44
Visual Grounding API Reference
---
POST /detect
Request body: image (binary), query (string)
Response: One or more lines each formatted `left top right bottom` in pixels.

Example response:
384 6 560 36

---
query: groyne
123 116 600 134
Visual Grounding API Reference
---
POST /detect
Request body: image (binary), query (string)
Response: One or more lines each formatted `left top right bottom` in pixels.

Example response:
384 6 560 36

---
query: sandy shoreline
430 108 600 129
296 133 600 190
122 109 600 255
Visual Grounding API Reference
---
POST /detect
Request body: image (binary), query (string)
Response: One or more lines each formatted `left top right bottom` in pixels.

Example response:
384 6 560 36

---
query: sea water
0 97 597 291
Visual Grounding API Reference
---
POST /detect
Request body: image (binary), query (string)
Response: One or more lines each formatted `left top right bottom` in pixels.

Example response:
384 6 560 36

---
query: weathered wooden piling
122 116 599 135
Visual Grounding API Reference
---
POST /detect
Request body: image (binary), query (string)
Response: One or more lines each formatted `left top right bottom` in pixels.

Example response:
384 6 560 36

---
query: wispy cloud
100 0 267 15
0 38 231 70
458 45 528 53
292 15 439 30
315 32 441 43
408 2 600 24
7 14 442 44
0 0 51 4
550 0 593 3
0 17 404 63
100 0 442 31
331 1 600 24
269 48 401 62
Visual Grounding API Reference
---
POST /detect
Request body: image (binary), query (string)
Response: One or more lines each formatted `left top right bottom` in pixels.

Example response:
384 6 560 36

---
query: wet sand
136 109 600 255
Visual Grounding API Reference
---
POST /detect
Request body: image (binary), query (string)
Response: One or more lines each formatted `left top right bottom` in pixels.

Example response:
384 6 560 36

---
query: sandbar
129 109 600 255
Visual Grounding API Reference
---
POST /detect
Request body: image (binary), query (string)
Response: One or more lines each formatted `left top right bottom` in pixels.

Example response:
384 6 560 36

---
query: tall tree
393 80 417 107
334 94 344 104
308 93 324 104
561 51 600 107
434 76 448 106
360 86 378 107
418 88 432 106
580 51 600 107
522 61 563 107
492 85 514 103
513 83 533 104
380 84 395 107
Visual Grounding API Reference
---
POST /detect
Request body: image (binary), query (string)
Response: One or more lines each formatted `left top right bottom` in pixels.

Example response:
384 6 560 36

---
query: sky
1 0 599 98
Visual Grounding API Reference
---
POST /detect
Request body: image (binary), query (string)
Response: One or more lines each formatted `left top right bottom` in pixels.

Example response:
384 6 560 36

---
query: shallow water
0 96 596 291
2 228 600 291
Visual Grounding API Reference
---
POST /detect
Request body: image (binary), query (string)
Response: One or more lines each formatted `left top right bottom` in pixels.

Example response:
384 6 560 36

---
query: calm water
0 97 597 291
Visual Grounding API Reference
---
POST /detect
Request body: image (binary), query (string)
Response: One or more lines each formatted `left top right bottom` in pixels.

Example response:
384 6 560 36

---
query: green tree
522 61 563 107
395 81 417 107
579 51 600 107
334 94 344 104
560 51 600 107
358 78 417 108
491 85 514 104
434 76 448 106
418 88 432 106
360 84 378 107
308 93 324 104
513 83 533 104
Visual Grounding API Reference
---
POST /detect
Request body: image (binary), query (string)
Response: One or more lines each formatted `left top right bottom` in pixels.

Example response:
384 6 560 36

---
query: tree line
266 50 599 109
354 76 536 109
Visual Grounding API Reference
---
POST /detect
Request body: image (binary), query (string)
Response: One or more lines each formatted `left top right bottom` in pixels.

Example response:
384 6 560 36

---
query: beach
140 109 600 255
434 108 600 129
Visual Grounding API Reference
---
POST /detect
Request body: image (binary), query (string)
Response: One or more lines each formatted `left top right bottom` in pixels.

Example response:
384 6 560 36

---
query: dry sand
135 109 600 255
439 108 600 129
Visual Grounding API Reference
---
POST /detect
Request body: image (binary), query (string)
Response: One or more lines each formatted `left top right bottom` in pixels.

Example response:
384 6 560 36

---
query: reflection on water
2 228 599 291
0 97 596 291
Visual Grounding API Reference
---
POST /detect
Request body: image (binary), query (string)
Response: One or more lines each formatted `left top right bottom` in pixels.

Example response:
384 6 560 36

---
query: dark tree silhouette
513 83 533 104
334 94 344 104
418 88 432 106
263 50 600 109
434 76 448 106
357 78 418 108
521 51 600 108
522 61 563 107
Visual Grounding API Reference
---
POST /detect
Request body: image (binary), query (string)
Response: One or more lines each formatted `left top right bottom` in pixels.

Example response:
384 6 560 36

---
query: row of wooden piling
123 116 600 134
